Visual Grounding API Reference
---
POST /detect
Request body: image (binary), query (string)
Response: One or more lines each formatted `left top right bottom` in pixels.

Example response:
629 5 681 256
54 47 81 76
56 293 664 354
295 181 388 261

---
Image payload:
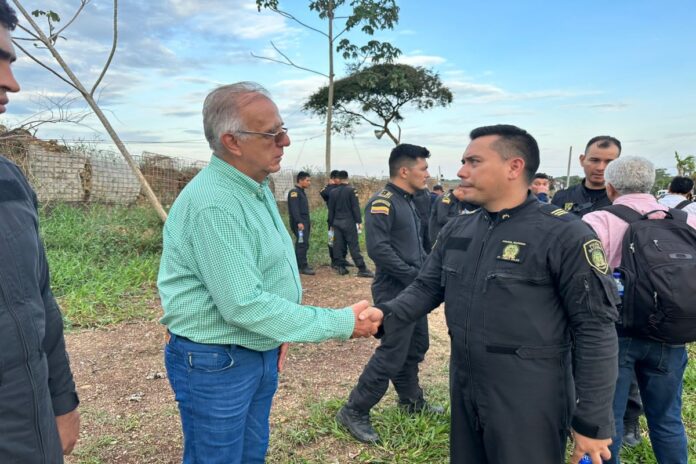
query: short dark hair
669 176 694 195
433 184 444 192
0 0 17 30
469 124 539 182
585 135 622 155
533 172 549 181
329 169 339 179
296 171 310 183
337 170 349 180
388 143 430 178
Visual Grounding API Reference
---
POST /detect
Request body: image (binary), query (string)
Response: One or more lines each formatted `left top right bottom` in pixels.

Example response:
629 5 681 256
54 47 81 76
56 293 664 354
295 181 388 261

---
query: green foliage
675 151 696 177
31 10 61 22
304 63 453 143
40 204 163 328
256 1 401 64
652 168 672 195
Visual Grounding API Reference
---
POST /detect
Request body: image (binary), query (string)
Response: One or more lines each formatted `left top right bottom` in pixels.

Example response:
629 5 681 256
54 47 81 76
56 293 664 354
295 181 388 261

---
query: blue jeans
605 337 688 464
164 333 279 464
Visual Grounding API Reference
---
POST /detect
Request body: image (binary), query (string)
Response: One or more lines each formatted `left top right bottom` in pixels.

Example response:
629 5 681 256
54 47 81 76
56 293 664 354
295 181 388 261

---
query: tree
255 0 401 174
303 63 452 145
674 151 695 177
11 1 167 221
652 168 672 195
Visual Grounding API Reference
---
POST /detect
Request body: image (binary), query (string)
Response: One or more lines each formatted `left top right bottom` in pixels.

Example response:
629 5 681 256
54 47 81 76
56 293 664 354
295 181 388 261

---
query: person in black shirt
320 170 341 267
328 171 373 277
287 171 315 275
413 187 433 253
429 186 477 244
551 136 621 216
336 144 441 444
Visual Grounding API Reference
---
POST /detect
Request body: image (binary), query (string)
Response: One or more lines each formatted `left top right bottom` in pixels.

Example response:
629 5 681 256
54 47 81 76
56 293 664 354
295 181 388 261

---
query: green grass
40 204 163 328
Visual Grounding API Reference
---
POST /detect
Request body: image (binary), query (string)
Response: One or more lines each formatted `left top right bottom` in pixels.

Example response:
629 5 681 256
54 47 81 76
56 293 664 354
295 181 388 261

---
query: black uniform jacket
0 156 79 463
287 186 310 230
379 193 620 439
328 183 361 226
552 180 611 217
319 183 337 205
429 190 477 243
365 183 426 302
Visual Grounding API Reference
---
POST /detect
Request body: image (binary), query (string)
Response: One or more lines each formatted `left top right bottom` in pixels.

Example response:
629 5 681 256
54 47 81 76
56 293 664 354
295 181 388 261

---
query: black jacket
379 194 620 439
552 180 611 217
428 190 477 243
365 183 426 303
287 186 310 230
0 156 79 463
328 183 361 226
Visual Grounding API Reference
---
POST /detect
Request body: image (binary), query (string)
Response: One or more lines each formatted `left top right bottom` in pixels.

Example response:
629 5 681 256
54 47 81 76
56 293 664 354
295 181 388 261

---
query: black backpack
604 205 696 343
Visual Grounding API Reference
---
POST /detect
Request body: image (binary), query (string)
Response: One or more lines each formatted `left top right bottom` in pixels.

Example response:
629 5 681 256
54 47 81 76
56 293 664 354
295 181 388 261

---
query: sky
4 0 696 179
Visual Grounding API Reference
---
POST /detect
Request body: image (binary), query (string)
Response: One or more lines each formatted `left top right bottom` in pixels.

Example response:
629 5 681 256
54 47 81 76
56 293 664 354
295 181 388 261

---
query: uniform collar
484 192 538 222
209 154 270 200
386 181 414 199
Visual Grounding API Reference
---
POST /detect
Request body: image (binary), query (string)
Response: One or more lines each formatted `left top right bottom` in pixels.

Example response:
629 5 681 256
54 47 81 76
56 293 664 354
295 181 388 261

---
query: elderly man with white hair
583 156 696 464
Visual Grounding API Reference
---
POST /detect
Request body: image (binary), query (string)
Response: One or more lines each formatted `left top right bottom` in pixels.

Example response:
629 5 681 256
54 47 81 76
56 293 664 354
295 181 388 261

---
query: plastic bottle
328 229 334 246
298 230 304 244
579 455 591 464
612 271 624 297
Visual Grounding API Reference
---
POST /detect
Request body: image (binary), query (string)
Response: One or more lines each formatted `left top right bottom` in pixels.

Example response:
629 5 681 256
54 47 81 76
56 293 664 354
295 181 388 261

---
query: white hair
202 82 271 153
604 155 655 195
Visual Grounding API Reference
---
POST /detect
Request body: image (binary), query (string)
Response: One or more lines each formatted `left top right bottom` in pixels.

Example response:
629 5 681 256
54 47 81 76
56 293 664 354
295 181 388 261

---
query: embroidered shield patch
583 239 609 274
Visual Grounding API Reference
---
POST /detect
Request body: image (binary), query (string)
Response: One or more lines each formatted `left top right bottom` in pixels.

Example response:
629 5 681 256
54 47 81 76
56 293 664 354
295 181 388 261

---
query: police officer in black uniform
413 187 433 253
328 171 373 277
429 185 477 244
552 136 621 217
372 125 620 464
320 170 342 267
287 171 315 275
336 144 442 443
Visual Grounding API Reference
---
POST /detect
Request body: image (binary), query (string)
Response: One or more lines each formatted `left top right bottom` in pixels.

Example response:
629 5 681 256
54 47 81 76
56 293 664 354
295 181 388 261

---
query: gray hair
202 82 271 153
604 155 655 195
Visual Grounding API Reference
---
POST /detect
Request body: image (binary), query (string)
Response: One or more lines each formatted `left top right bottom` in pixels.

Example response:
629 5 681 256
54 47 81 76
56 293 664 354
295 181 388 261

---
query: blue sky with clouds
5 0 696 178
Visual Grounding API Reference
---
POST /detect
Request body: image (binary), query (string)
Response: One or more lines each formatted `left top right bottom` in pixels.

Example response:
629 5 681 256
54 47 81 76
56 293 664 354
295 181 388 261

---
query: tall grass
40 204 163 328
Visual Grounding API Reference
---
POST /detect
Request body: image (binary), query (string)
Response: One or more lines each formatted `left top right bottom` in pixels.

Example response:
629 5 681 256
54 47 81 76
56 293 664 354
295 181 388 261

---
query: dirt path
65 266 450 463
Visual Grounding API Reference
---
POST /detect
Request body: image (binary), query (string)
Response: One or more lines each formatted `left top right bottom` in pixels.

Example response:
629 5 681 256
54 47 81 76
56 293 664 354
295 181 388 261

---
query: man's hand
55 409 80 455
277 343 289 372
350 300 383 338
297 223 304 231
570 430 611 464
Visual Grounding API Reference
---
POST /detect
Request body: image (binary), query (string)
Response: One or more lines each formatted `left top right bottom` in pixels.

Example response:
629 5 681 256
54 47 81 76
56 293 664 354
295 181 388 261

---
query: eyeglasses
237 127 289 144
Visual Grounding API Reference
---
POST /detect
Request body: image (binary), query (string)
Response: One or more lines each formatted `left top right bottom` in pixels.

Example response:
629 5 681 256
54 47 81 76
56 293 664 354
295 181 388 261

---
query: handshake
350 300 384 338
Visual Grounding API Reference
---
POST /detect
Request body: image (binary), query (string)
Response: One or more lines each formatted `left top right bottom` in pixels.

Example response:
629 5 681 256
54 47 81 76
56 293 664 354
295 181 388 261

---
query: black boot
336 404 379 443
399 398 445 415
336 266 349 275
356 268 374 278
622 419 642 447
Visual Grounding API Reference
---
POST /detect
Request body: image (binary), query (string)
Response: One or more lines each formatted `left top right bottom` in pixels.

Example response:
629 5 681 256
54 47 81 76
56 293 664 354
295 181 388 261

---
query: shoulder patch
583 239 609 274
370 204 391 215
378 189 393 198
564 202 574 211
371 198 391 207
442 194 452 205
540 204 577 222
289 191 298 198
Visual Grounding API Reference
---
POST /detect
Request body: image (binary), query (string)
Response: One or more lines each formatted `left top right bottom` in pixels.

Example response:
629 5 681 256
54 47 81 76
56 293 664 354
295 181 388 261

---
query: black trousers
292 223 310 269
624 373 644 423
332 220 365 269
348 315 429 411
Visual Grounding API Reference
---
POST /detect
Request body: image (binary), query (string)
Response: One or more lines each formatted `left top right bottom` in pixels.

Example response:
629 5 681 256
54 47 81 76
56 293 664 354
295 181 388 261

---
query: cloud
397 54 447 67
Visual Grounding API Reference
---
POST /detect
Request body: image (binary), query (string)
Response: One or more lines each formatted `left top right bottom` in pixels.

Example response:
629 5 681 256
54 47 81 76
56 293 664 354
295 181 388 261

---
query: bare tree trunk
12 0 167 222
324 0 334 176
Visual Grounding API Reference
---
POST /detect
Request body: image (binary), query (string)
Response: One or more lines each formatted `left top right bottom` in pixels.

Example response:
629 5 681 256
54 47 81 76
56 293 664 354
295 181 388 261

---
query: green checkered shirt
158 155 355 350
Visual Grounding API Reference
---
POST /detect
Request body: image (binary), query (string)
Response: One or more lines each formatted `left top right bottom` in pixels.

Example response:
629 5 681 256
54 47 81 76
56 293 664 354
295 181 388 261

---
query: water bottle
612 271 624 297
298 230 304 244
579 454 591 464
328 229 334 246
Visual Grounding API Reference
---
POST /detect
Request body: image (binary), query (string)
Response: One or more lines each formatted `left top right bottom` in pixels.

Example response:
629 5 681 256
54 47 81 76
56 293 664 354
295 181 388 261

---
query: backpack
604 204 696 343
675 199 692 210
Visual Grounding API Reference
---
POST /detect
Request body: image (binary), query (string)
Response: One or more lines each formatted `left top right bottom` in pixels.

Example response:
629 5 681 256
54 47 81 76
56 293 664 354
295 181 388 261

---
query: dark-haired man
367 125 620 463
288 171 314 275
0 2 81 462
530 172 551 203
328 170 373 277
429 185 476 243
320 170 342 267
552 136 621 216
337 144 441 444
659 175 696 215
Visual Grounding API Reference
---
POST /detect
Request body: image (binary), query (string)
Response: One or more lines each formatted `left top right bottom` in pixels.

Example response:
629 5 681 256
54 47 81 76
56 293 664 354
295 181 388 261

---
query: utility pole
565 146 573 189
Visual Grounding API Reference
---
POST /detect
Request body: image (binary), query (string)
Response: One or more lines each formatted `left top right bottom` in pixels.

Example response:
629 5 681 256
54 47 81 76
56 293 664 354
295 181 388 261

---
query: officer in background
429 185 476 244
328 171 374 277
372 125 620 464
287 171 315 275
552 136 621 216
337 144 441 443
430 184 444 206
530 172 551 203
320 170 341 267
